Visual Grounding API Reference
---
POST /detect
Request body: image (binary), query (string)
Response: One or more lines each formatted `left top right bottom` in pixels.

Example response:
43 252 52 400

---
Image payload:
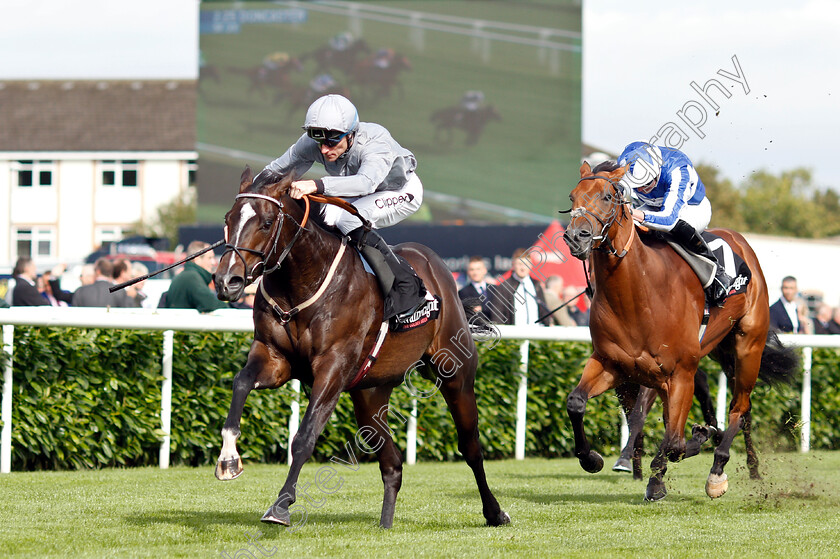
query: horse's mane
592 160 620 173
250 169 293 195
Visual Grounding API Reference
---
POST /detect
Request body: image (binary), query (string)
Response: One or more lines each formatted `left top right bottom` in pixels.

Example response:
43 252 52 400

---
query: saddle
665 232 751 297
354 248 441 332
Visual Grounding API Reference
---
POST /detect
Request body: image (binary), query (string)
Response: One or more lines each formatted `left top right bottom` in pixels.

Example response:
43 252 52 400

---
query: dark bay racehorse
563 161 798 501
213 168 510 528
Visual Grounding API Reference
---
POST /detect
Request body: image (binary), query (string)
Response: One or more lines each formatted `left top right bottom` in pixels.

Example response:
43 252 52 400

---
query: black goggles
307 128 350 147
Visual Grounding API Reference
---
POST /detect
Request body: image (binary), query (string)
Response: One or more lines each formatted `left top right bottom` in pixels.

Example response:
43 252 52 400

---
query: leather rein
222 191 371 324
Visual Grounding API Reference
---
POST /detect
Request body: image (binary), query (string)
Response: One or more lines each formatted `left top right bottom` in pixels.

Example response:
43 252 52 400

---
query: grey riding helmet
303 94 359 144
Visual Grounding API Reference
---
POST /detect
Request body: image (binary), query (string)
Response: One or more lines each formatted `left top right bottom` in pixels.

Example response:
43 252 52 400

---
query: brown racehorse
212 168 510 528
562 161 798 501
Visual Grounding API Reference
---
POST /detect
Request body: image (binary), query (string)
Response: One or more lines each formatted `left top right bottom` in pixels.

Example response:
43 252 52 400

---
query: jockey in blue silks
617 141 732 305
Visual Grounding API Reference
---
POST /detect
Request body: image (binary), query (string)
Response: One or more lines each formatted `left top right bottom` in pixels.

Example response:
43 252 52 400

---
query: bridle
561 174 634 258
222 192 309 284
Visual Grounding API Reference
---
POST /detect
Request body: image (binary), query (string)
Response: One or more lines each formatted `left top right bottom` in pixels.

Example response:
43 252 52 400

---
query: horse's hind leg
614 384 655 481
216 342 290 481
435 358 509 526
706 333 762 498
349 387 403 529
742 410 761 479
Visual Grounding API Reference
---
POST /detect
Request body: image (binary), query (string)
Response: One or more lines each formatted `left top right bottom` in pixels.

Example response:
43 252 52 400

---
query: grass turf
2 452 839 558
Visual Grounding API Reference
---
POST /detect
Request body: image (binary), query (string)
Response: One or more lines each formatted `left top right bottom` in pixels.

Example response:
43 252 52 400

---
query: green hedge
1 327 833 471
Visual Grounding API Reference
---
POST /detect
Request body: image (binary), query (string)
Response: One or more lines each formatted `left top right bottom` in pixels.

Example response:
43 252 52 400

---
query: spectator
830 307 840 335
564 286 590 326
79 264 96 287
72 258 139 307
487 248 551 326
163 241 231 313
813 303 835 334
44 264 74 305
458 255 491 320
113 258 146 307
797 300 814 335
39 270 68 307
11 257 48 306
543 275 577 327
769 276 803 333
130 262 155 309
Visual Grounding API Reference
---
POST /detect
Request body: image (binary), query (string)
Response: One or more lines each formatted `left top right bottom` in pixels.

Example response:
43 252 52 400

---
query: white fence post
801 347 813 453
1 325 13 474
515 340 529 460
288 379 300 465
716 371 727 428
159 330 174 469
406 398 417 465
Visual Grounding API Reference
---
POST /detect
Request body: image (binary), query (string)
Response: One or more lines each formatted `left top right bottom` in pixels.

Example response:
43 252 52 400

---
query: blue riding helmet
617 142 664 190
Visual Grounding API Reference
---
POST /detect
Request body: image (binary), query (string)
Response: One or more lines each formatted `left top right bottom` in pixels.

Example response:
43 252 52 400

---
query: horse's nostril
579 230 591 238
227 276 245 292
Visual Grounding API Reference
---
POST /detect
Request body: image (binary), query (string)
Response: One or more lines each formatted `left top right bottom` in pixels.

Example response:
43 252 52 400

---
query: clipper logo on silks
375 193 415 209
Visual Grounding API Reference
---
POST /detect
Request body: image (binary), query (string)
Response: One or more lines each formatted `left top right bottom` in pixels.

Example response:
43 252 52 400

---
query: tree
133 187 197 250
696 163 744 231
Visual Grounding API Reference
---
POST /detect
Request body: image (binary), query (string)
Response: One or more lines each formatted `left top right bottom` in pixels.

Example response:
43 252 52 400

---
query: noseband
563 174 632 258
222 192 307 284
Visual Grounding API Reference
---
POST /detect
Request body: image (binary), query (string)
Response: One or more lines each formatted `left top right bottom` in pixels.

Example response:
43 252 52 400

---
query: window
15 227 55 260
14 160 54 188
95 227 124 248
100 160 140 188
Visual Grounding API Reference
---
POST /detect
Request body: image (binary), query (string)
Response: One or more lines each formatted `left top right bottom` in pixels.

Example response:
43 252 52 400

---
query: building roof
0 80 196 152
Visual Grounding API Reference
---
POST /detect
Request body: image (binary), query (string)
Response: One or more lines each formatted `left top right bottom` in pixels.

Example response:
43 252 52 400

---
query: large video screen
197 1 581 223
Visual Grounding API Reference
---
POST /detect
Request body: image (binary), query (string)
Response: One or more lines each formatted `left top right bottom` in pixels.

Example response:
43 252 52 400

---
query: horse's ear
579 161 592 177
240 166 253 193
610 164 629 181
264 174 293 199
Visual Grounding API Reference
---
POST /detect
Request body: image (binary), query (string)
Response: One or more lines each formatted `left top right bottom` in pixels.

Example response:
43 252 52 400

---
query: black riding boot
670 220 732 305
347 227 426 320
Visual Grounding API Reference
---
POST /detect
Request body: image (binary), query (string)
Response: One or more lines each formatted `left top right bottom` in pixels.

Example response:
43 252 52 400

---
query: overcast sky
1 0 837 188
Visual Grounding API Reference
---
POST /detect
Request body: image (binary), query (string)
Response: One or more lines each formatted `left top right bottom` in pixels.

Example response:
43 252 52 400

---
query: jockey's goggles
307 128 350 147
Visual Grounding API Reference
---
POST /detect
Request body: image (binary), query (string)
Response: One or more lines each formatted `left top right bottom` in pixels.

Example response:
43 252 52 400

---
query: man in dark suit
72 258 139 308
458 255 491 320
486 248 551 326
11 257 48 306
769 276 802 333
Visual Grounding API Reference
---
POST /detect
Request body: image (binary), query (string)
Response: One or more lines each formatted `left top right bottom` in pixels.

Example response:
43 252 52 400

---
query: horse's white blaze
224 204 257 276
220 427 240 460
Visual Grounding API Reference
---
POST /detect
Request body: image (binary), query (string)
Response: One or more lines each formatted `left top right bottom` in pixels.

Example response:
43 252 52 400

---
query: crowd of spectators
457 250 590 328
769 275 840 335
3 242 253 313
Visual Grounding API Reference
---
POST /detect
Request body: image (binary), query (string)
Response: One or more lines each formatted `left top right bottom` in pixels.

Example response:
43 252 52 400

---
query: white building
0 80 197 267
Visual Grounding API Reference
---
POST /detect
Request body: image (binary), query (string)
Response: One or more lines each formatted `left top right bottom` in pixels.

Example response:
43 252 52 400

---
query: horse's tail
757 330 800 386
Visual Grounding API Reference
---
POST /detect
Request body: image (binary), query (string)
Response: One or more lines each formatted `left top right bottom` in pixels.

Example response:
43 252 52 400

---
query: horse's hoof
690 424 710 445
705 473 728 498
579 451 604 473
644 480 667 502
486 510 511 526
214 456 243 481
261 505 291 526
612 457 632 473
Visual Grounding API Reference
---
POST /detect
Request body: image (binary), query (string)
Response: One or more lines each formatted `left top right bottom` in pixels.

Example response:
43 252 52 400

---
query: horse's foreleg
262 373 344 526
216 343 290 481
349 387 403 529
645 370 693 501
568 355 618 474
438 360 510 527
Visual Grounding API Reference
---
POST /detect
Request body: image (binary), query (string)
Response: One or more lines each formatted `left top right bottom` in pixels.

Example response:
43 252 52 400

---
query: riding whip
109 240 224 293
